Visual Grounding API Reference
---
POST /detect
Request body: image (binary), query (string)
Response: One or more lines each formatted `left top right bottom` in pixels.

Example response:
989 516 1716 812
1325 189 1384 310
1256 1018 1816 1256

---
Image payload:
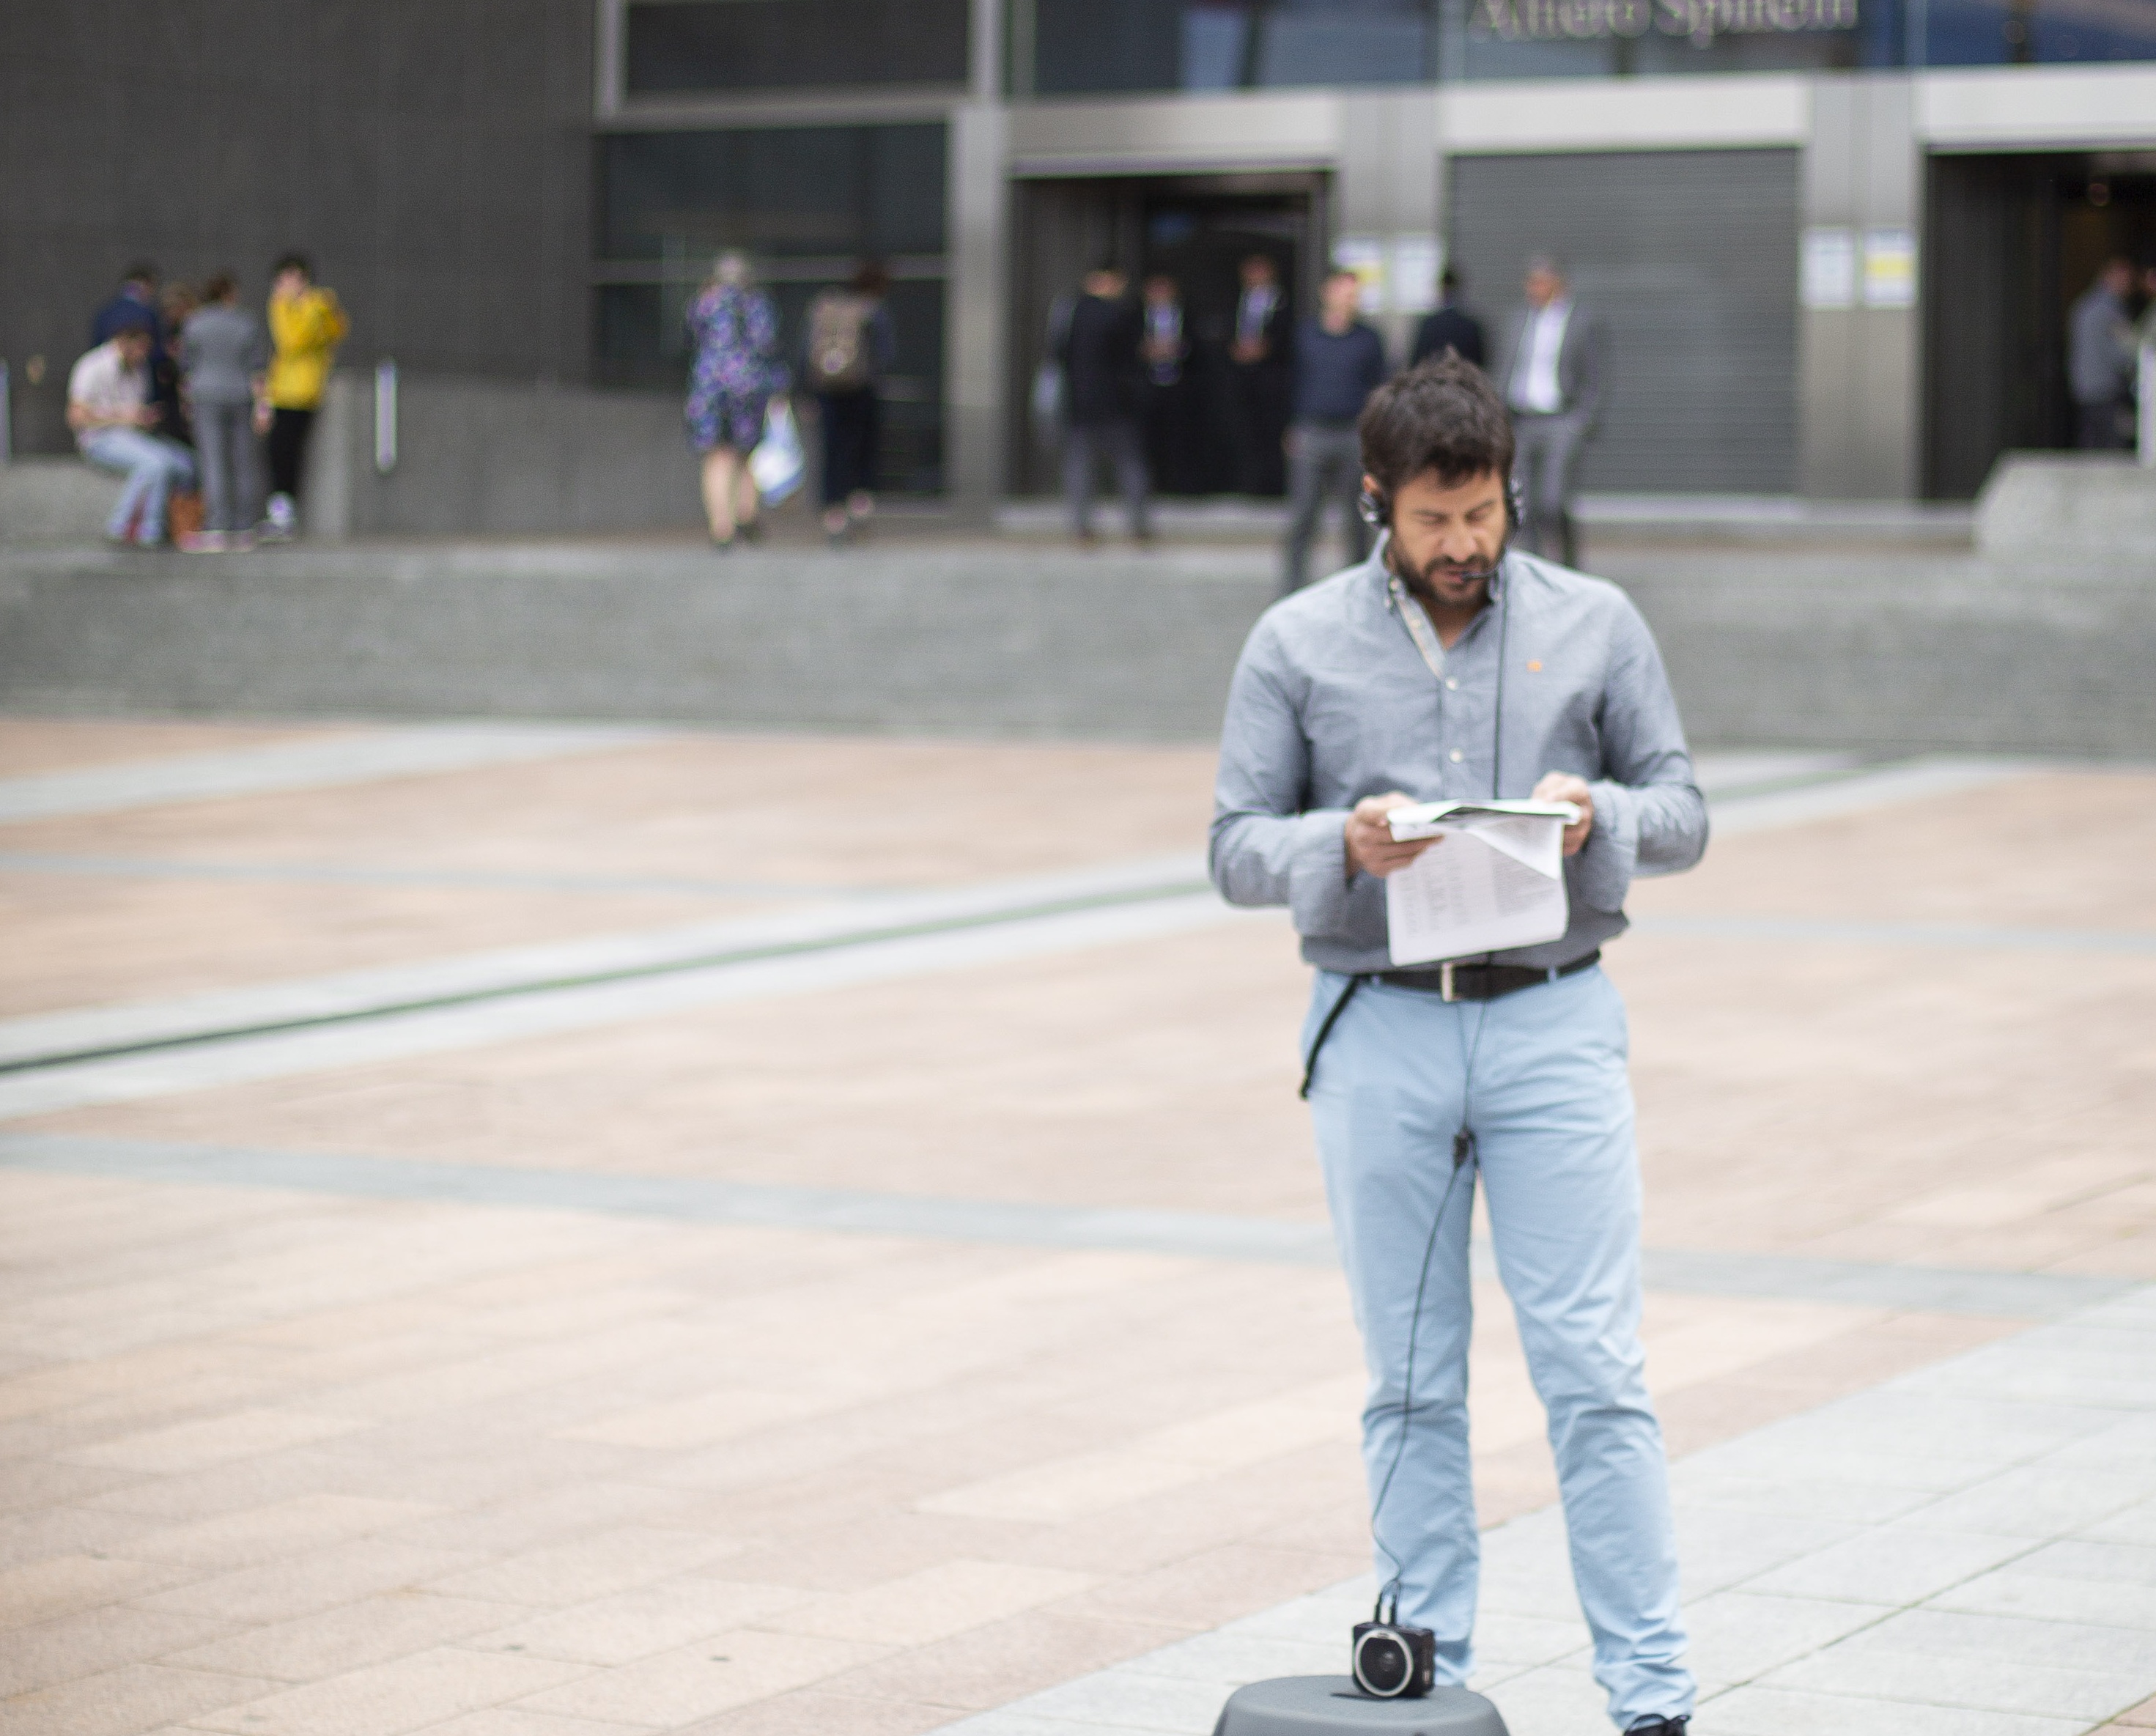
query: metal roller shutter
1448 149 1800 493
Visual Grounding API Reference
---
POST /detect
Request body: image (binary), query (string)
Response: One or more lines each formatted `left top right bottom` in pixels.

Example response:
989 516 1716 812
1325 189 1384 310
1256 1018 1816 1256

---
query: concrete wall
1975 453 2156 564
304 372 705 539
1 0 594 456
6 538 2155 756
1799 78 1922 501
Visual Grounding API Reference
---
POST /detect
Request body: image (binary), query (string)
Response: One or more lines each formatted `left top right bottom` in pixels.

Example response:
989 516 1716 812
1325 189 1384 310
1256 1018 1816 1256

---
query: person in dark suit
1057 262 1150 546
1409 267 1486 369
1139 273 1200 496
1493 253 1607 569
1227 252 1292 496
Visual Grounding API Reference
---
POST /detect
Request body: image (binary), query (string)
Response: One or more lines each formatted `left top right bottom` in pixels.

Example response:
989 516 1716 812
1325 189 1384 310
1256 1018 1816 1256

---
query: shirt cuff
1576 780 1639 915
1288 808 1355 937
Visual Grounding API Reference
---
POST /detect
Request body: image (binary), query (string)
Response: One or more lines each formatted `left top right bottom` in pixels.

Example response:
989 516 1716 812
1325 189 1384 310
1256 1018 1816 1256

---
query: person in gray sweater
179 273 269 548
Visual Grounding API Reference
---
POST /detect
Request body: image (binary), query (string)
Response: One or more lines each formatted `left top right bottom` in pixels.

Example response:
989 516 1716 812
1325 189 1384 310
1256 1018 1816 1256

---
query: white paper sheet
1383 811 1569 966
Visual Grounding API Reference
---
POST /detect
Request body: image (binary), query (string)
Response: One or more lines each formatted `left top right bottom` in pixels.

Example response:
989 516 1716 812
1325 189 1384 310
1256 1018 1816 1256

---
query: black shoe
1626 1717 1689 1736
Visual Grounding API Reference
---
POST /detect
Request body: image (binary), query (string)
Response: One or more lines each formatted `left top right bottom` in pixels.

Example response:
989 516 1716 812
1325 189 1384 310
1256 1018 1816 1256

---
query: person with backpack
803 261 895 545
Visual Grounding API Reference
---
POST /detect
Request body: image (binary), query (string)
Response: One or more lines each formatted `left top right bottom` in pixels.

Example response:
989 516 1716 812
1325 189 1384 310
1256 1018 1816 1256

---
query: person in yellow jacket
257 252 348 537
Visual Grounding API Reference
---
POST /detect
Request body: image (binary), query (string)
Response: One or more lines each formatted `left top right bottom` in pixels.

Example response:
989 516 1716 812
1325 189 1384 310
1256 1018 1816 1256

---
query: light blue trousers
80 426 196 543
1304 965 1692 1729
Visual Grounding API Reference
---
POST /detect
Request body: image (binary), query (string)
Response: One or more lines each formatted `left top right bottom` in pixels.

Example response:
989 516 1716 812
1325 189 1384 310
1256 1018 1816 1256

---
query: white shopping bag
748 397 805 505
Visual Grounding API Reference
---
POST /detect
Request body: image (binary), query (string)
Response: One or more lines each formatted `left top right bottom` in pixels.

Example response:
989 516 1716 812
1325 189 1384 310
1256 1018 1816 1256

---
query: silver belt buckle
1440 961 1456 1003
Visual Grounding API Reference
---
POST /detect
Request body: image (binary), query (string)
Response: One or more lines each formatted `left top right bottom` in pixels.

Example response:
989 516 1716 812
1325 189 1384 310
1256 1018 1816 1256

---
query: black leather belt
1378 949 1600 1003
1299 950 1601 1099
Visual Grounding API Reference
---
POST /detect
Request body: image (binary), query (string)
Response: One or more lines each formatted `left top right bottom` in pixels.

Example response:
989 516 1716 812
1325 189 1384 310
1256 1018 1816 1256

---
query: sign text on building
1473 0 1858 48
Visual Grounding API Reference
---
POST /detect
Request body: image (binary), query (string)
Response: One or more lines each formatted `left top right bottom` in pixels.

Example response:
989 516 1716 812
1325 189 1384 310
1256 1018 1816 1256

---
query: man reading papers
1208 355 1707 1736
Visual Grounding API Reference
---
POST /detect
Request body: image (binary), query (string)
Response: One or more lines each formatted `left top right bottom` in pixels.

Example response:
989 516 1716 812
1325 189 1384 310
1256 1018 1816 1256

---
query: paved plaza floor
1 718 2152 1736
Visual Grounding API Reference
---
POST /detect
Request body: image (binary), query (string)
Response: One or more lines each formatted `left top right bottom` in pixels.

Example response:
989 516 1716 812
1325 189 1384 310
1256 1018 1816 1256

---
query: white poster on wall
1801 226 1856 311
1864 228 1918 309
1391 234 1441 315
1333 234 1386 315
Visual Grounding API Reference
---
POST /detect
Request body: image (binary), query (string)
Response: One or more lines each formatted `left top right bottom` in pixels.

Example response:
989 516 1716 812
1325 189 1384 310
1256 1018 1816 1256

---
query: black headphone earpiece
1356 481 1521 535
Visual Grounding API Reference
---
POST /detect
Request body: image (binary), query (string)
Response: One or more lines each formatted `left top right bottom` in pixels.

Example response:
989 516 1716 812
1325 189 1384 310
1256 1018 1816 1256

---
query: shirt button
1449 749 1463 763
1445 678 1458 690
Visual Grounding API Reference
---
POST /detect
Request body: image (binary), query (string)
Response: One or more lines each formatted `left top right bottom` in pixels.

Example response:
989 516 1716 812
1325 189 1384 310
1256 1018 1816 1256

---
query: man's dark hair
203 271 237 303
273 251 313 279
1440 266 1463 293
122 260 159 287
1358 353 1514 500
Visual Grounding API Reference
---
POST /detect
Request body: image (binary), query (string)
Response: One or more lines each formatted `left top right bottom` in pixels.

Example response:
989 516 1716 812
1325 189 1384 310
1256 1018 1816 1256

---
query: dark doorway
1009 174 1326 496
1925 151 2156 498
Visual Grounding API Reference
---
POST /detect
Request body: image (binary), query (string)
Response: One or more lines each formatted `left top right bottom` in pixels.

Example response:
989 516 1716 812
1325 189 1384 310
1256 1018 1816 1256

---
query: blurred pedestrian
150 279 200 451
67 314 196 547
803 260 893 545
1228 253 1291 496
2069 256 2137 451
180 272 269 552
1282 267 1387 594
261 254 348 539
1496 253 1606 569
92 262 163 348
1140 273 1200 496
1057 262 1149 547
1411 267 1486 369
685 251 787 549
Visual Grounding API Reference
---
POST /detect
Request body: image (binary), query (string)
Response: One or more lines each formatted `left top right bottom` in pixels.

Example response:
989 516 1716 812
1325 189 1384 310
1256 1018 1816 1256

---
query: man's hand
1533 772 1595 856
1344 791 1436 879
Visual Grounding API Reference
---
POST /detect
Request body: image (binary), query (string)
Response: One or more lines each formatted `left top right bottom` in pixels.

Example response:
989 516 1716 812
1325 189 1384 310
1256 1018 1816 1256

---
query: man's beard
1388 537 1503 609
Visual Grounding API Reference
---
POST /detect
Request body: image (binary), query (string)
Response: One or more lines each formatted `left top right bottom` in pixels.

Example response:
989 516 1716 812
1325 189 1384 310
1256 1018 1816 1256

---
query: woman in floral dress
685 252 787 547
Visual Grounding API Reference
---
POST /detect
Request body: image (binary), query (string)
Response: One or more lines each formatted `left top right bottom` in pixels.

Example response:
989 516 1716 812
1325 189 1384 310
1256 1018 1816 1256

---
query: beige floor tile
0 718 355 778
464 1577 814 1666
64 1408 368 1474
127 1494 446 1570
163 1593 534 1684
424 1528 744 1608
0 1499 158 1570
0 1455 144 1519
766 1559 1099 1648
137 1540 486 1628
0 1660 273 1736
1052 1542 1362 1632
405 1713 654 1736
0 1551 197 1628
512 1628 893 1726
188 1646 591 1736
379 1483 691 1559
673 1687 959 1735
0 1602 232 1697
812 1608 1186 1713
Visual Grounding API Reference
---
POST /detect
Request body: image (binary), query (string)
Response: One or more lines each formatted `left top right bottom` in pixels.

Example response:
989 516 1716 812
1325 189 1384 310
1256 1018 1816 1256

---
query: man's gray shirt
1209 543 1707 974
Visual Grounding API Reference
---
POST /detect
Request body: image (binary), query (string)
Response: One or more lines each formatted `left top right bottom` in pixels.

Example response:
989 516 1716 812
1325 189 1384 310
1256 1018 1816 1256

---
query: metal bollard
374 359 399 475
2139 340 2155 468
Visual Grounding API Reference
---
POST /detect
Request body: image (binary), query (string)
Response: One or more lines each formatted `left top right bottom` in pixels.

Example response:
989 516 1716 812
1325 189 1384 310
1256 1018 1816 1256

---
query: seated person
67 314 197 547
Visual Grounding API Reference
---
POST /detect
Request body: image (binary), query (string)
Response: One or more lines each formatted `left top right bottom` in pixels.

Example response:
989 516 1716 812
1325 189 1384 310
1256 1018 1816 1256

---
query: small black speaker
1212 1675 1508 1736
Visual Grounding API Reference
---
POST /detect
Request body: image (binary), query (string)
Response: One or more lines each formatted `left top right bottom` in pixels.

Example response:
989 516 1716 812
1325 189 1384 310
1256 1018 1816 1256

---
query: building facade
589 0 2156 507
7 1 2155 507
